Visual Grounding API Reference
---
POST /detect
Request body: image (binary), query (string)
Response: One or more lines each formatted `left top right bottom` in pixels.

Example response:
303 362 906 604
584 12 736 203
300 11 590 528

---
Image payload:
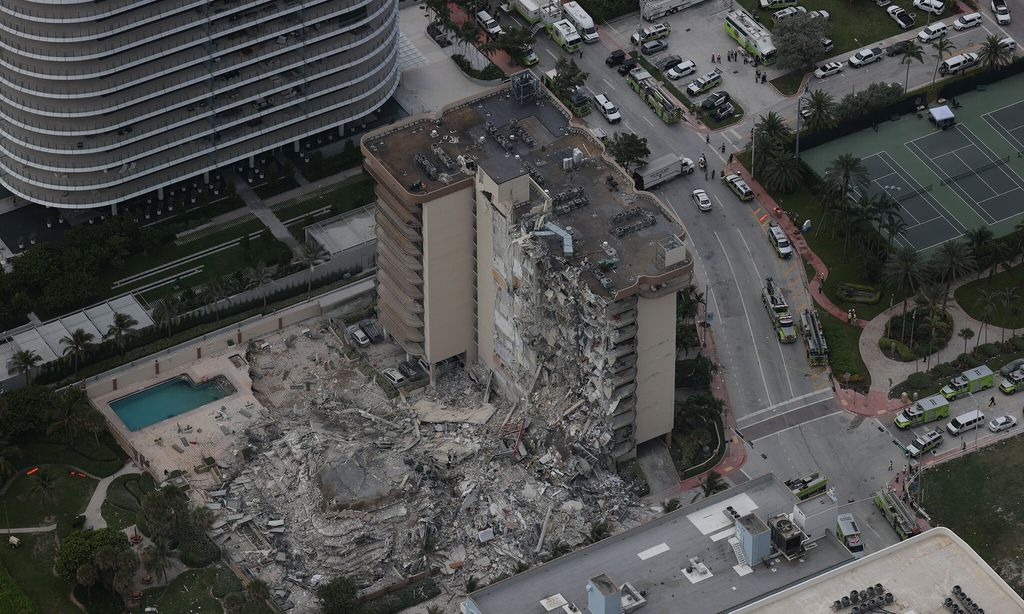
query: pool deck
91 353 267 480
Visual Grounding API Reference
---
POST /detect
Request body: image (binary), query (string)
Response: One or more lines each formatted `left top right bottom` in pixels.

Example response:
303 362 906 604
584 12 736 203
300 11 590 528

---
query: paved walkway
234 176 302 256
83 462 141 531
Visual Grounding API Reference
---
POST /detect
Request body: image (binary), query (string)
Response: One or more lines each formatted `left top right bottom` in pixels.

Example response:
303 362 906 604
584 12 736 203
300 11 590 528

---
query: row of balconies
0 65 398 207
1 41 395 171
0 0 212 24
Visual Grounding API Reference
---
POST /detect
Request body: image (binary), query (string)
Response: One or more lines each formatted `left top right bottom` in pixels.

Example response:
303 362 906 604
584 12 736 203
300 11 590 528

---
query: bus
562 1 598 43
836 513 865 558
723 9 777 65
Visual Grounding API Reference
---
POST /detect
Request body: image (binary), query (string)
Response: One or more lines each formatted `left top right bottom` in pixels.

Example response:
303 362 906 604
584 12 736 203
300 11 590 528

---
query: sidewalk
83 462 141 530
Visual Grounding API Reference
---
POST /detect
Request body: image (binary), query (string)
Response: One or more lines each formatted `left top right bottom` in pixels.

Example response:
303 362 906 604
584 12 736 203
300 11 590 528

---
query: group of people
709 50 769 83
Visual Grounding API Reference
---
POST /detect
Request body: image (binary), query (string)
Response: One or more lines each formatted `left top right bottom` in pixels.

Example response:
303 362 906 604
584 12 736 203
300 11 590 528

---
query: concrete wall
475 188 497 375
633 291 677 443
421 188 476 365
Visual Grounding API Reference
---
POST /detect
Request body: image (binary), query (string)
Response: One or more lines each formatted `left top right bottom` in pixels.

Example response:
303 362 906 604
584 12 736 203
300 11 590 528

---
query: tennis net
895 184 932 202
940 154 1011 186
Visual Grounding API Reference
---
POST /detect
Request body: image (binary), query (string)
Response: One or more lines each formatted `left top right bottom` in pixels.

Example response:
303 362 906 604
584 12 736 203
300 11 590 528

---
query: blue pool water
111 375 235 431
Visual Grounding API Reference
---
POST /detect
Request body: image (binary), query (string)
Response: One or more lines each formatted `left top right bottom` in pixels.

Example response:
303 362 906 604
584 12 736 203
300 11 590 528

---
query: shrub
837 283 881 305
675 356 716 389
451 54 504 81
954 352 982 369
0 562 37 614
1010 336 1024 351
178 525 220 568
616 458 650 498
934 363 958 378
905 372 935 390
975 343 1001 359
879 337 916 362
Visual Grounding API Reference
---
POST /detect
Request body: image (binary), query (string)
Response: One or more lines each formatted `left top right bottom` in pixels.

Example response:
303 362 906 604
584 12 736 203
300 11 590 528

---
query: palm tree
931 35 956 84
104 312 138 357
753 112 793 176
804 89 837 132
47 392 90 444
465 575 481 593
974 288 998 346
548 539 571 558
882 246 926 342
0 437 22 479
899 40 925 93
418 533 440 569
998 287 1018 343
456 20 480 55
298 240 327 295
588 520 611 543
957 327 974 354
142 540 173 584
930 240 975 310
978 34 1012 70
822 153 868 232
152 295 181 338
663 498 681 513
881 210 909 247
696 471 728 500
203 279 228 320
30 471 56 506
762 150 803 193
76 563 99 597
9 349 41 386
246 261 274 308
60 328 95 377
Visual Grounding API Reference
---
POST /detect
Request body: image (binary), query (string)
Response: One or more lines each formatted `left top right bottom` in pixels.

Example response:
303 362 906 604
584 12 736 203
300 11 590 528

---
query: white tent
929 105 955 129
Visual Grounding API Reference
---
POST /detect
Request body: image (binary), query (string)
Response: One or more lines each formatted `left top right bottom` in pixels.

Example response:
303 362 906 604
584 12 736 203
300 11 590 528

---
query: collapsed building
362 73 694 461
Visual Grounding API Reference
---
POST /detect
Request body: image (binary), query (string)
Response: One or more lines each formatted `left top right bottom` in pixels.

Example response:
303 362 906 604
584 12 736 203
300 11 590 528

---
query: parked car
773 6 806 21
886 39 911 56
848 47 883 67
606 49 626 66
988 415 1017 432
399 360 424 380
641 40 668 55
712 103 735 122
654 54 683 71
954 11 983 29
1000 358 1024 376
687 69 722 95
913 0 944 15
691 189 712 212
617 57 639 75
665 60 697 79
347 325 370 347
382 367 406 386
991 0 1011 24
814 61 843 78
887 5 915 29
700 90 730 109
807 9 830 19
358 319 383 343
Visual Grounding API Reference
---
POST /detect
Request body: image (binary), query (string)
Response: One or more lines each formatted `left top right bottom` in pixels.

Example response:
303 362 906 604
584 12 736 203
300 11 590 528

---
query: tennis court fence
940 155 1011 186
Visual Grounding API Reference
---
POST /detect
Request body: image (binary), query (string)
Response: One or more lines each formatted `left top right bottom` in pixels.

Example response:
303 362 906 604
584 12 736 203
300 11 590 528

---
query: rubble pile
198 320 654 611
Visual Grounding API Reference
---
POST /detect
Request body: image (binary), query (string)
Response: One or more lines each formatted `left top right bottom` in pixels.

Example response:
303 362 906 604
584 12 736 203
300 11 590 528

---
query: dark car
700 91 730 110
399 360 424 380
606 49 626 66
886 39 910 56
654 54 682 72
617 57 638 75
712 102 736 122
640 40 668 55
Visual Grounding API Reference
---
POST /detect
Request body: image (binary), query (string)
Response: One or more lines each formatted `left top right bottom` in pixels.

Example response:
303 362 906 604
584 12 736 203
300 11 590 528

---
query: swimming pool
110 375 236 431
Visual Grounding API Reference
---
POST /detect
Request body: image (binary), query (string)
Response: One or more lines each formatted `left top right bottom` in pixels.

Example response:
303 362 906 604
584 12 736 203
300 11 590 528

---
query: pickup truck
992 0 1011 24
887 5 915 28
848 47 883 67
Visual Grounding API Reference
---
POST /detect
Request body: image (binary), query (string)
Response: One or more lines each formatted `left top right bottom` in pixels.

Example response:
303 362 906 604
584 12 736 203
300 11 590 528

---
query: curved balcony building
0 0 400 209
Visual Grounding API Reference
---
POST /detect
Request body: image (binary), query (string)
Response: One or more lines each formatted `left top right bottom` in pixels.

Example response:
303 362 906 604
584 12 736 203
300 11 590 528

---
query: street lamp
795 95 812 160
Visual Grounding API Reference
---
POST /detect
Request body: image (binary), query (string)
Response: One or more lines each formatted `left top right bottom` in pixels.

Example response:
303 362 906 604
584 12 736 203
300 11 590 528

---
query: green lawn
17 433 126 478
818 309 871 386
2 465 97 529
141 567 224 614
922 435 1024 596
771 71 804 96
101 472 156 532
272 175 374 221
0 533 77 614
737 0 918 60
954 264 1024 329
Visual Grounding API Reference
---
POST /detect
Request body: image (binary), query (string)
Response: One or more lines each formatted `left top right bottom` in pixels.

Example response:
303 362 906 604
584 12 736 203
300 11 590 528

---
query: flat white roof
734 527 1024 613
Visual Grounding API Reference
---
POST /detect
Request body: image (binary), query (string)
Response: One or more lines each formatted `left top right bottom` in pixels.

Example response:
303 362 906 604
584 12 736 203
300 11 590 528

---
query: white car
988 415 1017 432
691 189 712 211
347 325 370 347
773 6 806 21
814 61 844 78
807 9 830 19
914 0 944 15
382 367 406 386
887 5 915 28
666 60 698 80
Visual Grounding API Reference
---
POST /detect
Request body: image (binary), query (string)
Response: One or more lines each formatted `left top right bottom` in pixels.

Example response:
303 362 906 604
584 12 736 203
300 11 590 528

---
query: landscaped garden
954 263 1024 330
890 335 1024 399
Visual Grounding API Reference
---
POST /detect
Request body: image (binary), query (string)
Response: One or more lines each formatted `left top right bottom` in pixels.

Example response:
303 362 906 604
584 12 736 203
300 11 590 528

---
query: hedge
879 337 916 362
0 563 38 614
451 54 504 81
178 524 220 568
837 283 881 305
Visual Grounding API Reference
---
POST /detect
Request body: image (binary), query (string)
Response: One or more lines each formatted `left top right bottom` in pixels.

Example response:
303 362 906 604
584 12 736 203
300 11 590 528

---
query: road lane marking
714 231 773 406
546 48 559 61
751 409 844 441
643 116 655 127
602 77 618 91
739 388 836 423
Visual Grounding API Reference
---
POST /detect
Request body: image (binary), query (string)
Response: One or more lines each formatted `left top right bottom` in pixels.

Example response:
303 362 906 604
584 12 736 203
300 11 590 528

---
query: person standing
988 396 996 407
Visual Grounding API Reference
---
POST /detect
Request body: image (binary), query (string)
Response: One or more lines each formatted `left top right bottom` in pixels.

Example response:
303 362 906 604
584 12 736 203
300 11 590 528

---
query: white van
939 52 979 74
759 0 797 8
593 93 622 123
767 224 794 258
917 22 948 42
946 410 985 436
476 11 503 37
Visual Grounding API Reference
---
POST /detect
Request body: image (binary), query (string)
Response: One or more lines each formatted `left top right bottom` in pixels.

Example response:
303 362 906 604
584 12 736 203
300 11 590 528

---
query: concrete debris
192 315 654 612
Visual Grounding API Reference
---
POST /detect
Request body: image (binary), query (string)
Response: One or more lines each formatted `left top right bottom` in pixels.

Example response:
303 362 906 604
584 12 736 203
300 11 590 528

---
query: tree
0 437 22 479
455 20 480 55
998 287 1018 343
152 295 181 337
552 57 588 97
899 39 925 93
47 391 92 444
548 539 571 558
191 506 214 532
76 562 99 597
466 575 482 592
882 246 926 342
104 312 138 357
958 327 974 354
965 226 996 273
978 34 1012 71
607 132 650 171
297 240 327 295
587 520 610 543
60 328 95 377
803 89 837 132
692 471 728 502
762 149 802 193
31 471 57 506
10 349 41 386
246 261 274 308
662 498 681 513
56 528 131 582
974 288 998 346
821 153 868 233
930 240 975 310
752 111 793 177
481 26 533 58
881 209 909 247
930 35 956 84
142 539 172 584
835 82 905 121
316 575 359 614
773 14 828 72
247 578 271 603
203 279 228 321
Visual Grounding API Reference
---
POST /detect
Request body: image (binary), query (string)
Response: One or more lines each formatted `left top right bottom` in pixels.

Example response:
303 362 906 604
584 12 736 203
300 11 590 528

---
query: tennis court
802 74 1024 252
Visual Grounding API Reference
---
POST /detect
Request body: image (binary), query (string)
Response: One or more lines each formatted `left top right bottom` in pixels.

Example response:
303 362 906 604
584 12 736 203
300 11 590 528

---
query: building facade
0 0 399 210
362 75 694 458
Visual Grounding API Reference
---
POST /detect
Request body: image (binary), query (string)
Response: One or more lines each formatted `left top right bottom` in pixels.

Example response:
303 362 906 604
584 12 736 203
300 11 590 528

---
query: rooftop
465 474 854 614
735 527 1024 613
362 80 690 298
